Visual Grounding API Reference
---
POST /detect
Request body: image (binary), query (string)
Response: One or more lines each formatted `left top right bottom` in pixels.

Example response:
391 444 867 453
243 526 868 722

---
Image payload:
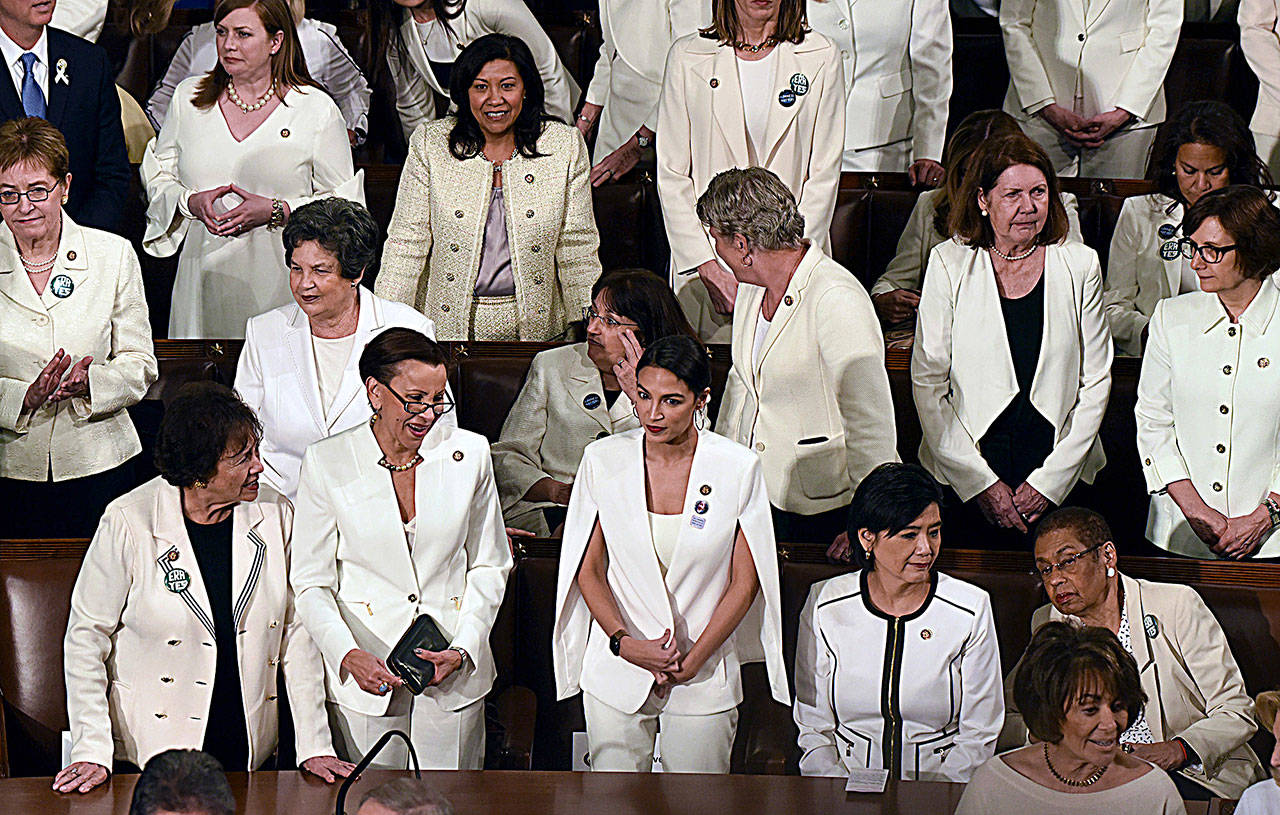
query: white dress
141 77 363 339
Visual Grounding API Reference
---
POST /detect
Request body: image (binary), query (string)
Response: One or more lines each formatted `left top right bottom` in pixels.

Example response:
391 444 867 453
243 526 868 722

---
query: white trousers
327 692 485 770
582 690 738 773
1020 115 1156 179
841 139 913 172
1254 131 1280 182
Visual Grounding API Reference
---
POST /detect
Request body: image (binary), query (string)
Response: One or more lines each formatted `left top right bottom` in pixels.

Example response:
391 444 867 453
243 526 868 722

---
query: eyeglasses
583 305 639 330
1177 237 1237 264
1034 542 1106 578
379 382 455 416
0 178 61 206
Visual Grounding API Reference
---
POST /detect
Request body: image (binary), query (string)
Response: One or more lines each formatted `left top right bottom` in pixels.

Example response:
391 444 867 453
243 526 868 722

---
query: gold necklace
1043 743 1108 787
732 36 777 53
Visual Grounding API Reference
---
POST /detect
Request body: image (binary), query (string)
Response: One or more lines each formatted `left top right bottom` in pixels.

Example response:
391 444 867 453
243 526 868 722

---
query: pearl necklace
21 252 56 273
732 36 777 53
370 415 423 472
990 244 1039 262
1043 743 1108 788
226 78 277 113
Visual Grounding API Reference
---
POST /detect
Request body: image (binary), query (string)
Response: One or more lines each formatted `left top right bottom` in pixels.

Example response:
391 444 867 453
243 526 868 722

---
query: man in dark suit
0 0 128 233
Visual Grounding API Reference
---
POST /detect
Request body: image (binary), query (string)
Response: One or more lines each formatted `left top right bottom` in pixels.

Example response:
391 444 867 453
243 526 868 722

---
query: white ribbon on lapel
54 58 68 85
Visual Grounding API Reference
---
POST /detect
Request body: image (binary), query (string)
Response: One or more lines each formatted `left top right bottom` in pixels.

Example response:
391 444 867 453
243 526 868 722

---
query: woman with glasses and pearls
235 198 454 502
553 335 788 773
999 507 1264 800
291 328 512 769
492 269 697 536
1137 185 1280 560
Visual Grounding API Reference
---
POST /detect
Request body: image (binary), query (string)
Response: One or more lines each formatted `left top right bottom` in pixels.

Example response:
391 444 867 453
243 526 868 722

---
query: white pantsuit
291 421 513 768
807 0 952 171
657 33 845 341
234 288 453 501
63 478 333 770
1000 0 1182 178
912 240 1113 503
1136 283 1280 558
1242 0 1280 179
553 429 789 772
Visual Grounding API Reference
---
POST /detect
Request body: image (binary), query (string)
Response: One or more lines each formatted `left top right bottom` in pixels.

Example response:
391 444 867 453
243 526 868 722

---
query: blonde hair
696 167 806 251
191 0 319 110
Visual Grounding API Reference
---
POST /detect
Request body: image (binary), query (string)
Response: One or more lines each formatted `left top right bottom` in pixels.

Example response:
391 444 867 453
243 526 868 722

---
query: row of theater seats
3 542 1277 777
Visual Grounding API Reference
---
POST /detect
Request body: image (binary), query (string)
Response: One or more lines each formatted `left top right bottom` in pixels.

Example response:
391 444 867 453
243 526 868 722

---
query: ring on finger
377 681 390 694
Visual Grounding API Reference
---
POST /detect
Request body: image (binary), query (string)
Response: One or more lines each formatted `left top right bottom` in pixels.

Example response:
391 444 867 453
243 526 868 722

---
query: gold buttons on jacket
1223 365 1232 375
920 629 932 640
450 243 459 252
160 676 173 683
1261 358 1271 368
1220 405 1229 414
531 245 541 253
441 304 450 312
525 174 534 183
1216 444 1226 453
533 275 544 285
446 273 456 281
167 639 181 646
1213 482 1223 492
155 713 167 719
268 657 278 667
1144 458 1151 465
755 442 765 452
525 209 534 218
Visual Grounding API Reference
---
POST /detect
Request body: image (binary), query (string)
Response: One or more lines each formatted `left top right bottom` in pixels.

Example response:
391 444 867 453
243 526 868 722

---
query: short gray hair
695 167 806 251
358 779 455 815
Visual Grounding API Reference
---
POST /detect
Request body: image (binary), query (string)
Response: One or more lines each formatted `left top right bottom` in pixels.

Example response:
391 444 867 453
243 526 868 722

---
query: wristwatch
449 647 471 668
635 132 652 149
609 629 628 657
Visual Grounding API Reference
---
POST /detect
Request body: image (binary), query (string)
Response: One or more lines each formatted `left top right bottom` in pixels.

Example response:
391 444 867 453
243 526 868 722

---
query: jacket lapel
609 434 676 627
755 245 819 377
400 15 447 98
759 43 808 163
230 500 268 630
42 214 88 311
154 484 217 639
1084 0 1116 29
283 307 327 437
567 344 612 434
353 421 418 582
691 45 750 165
966 250 1019 402
658 429 715 583
0 224 44 316
44 32 71 127
1121 574 1164 739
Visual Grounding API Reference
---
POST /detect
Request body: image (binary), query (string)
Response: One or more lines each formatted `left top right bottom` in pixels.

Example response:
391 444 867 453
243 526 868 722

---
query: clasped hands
342 647 463 698
24 348 91 414
976 480 1049 533
1039 104 1134 149
617 629 702 697
188 184 281 238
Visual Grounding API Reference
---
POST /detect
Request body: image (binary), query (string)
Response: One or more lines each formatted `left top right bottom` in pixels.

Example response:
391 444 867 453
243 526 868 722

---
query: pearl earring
1106 567 1116 577
980 208 988 217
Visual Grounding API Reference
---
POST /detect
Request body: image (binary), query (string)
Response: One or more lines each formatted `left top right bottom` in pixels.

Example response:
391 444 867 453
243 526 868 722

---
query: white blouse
737 50 778 162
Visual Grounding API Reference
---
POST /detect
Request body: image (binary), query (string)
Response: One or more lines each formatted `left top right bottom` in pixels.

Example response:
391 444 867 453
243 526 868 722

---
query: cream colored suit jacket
657 33 845 341
0 214 156 480
1241 0 1280 135
912 240 1113 503
717 244 898 515
1104 193 1187 355
1001 574 1265 798
491 342 638 535
376 119 601 341
291 422 513 716
63 478 333 770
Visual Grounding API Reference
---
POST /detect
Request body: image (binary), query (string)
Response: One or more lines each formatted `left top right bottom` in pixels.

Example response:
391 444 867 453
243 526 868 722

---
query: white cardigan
911 239 1113 503
0 214 156 481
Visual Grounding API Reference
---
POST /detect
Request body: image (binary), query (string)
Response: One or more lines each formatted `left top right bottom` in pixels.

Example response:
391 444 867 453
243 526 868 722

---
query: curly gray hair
695 167 806 251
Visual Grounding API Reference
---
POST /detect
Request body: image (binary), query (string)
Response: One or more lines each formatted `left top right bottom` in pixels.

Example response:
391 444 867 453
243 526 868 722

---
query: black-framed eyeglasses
0 178 61 206
380 382 455 416
1033 541 1106 578
1178 237 1237 264
583 305 639 330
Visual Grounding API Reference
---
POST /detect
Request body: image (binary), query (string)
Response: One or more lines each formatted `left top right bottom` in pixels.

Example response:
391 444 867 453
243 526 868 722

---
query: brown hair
1182 185 1280 281
0 117 69 179
932 110 1023 238
949 134 1070 250
701 0 809 46
1013 621 1146 745
191 0 319 110
127 0 176 35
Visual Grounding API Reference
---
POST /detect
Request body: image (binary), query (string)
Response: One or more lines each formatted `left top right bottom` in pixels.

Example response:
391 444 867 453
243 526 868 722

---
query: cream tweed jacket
376 118 601 341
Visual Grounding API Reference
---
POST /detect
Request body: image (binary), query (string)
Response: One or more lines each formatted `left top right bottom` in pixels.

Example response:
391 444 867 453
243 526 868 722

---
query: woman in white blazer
235 198 454 501
1136 186 1280 560
373 0 579 143
376 35 601 342
492 269 697 536
1105 102 1274 356
0 118 156 539
913 134 1112 543
553 335 789 773
657 0 844 342
1241 0 1280 178
871 110 1083 326
1000 0 1182 178
795 463 1004 781
701 168 897 545
807 0 951 176
575 0 709 183
57 383 350 794
291 328 513 769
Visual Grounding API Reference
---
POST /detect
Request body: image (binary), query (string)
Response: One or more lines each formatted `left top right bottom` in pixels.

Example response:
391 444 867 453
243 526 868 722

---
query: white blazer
291 421 513 716
1104 193 1188 355
234 288 454 501
490 342 639 535
657 32 845 341
912 240 1113 503
1136 283 1280 558
552 429 789 715
584 0 709 159
0 214 156 481
806 0 952 161
387 0 580 141
1000 0 1182 126
717 244 898 515
1241 0 1280 136
63 478 333 770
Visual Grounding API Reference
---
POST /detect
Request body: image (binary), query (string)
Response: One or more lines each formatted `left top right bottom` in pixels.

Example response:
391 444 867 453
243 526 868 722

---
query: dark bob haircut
154 382 261 489
950 133 1070 250
637 334 711 398
449 34 548 161
592 269 698 347
1147 100 1272 208
1182 185 1280 281
359 327 450 386
129 749 234 815
282 197 380 281
845 463 944 570
1034 506 1113 551
1013 621 1146 745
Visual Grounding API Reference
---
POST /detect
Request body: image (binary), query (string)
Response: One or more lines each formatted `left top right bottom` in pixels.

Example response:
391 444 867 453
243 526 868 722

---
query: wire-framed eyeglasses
380 382 455 416
1177 237 1237 264
0 178 62 206
583 305 639 330
1033 541 1106 578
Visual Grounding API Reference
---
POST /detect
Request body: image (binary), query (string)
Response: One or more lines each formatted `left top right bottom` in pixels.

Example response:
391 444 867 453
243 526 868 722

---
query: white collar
0 25 47 71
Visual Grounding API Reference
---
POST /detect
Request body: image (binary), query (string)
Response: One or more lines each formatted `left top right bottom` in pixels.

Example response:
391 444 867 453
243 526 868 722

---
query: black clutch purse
386 614 452 695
